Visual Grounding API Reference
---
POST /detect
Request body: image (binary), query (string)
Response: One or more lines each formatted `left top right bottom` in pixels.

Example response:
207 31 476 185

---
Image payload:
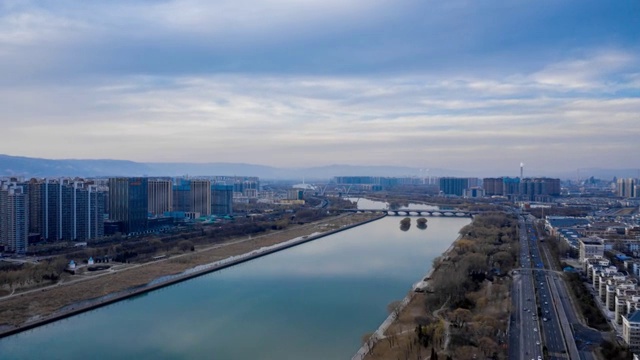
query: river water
0 199 470 359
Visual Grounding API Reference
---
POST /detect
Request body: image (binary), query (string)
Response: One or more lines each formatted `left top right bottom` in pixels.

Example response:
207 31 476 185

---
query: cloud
1 52 638 172
0 1 638 174
530 49 635 90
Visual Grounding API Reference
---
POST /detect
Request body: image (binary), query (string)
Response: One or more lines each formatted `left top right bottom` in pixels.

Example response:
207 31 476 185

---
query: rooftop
546 216 590 229
627 310 640 323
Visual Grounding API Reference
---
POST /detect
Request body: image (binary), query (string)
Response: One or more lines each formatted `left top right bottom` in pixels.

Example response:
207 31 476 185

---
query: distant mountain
0 154 464 180
0 154 152 178
287 164 470 180
1 154 632 180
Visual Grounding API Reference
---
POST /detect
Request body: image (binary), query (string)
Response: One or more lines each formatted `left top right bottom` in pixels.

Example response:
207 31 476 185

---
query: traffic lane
545 272 581 360
516 221 544 359
551 276 579 324
522 273 542 359
539 292 565 352
529 250 566 355
536 272 566 353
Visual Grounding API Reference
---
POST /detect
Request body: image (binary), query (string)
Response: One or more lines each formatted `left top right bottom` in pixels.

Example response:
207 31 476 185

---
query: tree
492 251 513 269
450 308 472 328
462 253 488 274
387 300 403 319
178 240 194 252
477 337 498 357
400 218 411 231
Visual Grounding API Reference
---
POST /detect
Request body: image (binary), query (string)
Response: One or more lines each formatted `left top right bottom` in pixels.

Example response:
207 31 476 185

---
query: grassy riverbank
0 212 379 332
363 212 518 360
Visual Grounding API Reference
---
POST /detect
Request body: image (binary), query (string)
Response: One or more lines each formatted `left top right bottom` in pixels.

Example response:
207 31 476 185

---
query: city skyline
1 1 638 174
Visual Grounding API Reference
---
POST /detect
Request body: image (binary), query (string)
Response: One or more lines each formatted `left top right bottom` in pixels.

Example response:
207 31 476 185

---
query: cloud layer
1 0 638 175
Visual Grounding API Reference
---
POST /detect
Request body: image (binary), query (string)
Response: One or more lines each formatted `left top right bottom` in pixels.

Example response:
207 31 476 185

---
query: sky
1 0 639 175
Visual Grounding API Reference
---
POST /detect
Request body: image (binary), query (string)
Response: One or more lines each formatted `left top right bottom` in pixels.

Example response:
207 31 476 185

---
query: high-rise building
72 184 105 241
37 179 105 241
211 184 233 215
148 179 172 216
617 178 637 198
109 177 148 234
287 189 303 200
463 187 485 198
502 177 521 197
41 179 62 240
482 178 503 196
438 177 469 196
0 183 28 254
27 179 43 236
171 179 212 216
483 177 560 201
519 178 561 201
232 179 259 197
172 179 191 213
191 179 211 215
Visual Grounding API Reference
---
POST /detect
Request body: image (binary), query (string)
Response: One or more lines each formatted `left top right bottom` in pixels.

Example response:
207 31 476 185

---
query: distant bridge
341 209 477 217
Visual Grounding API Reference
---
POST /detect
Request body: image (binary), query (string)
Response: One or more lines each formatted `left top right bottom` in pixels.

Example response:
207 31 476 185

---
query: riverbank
360 212 517 360
353 234 462 360
0 212 384 338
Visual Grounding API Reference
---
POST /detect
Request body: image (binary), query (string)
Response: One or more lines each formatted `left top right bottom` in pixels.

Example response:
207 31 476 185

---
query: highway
528 229 567 360
510 214 586 360
509 217 544 360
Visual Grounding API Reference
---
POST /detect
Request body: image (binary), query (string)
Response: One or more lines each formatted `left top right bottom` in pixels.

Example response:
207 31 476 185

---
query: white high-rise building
0 183 29 254
148 179 173 216
617 178 637 198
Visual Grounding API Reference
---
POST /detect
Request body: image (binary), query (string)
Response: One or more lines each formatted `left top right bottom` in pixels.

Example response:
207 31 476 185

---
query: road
509 217 544 360
509 214 592 360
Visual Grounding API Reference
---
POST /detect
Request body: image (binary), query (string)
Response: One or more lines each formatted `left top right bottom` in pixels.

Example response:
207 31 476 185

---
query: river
0 199 470 359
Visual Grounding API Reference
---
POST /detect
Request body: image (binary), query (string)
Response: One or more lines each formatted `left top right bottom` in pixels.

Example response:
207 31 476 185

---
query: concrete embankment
0 213 386 339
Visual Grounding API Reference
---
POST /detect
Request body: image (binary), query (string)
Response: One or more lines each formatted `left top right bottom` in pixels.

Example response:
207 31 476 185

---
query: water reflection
0 214 470 360
399 217 411 231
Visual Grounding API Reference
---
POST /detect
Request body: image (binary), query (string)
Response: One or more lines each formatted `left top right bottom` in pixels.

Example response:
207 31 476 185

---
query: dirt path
0 213 377 330
433 297 451 351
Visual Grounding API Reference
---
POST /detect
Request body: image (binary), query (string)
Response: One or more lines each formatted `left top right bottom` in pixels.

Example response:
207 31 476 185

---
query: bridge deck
341 209 476 217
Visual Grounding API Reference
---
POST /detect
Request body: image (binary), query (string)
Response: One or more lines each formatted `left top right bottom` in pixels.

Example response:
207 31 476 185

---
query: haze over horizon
1 1 638 175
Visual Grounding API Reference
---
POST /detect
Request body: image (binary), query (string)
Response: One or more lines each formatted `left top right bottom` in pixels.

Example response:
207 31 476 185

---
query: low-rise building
615 289 640 324
623 311 640 351
600 273 627 301
607 281 634 311
580 237 605 263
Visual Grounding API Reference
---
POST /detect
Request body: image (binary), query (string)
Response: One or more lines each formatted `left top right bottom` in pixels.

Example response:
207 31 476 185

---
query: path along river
0 199 470 359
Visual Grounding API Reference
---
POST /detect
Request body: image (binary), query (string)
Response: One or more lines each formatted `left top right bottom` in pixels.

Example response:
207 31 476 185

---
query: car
536 341 540 345
534 328 537 332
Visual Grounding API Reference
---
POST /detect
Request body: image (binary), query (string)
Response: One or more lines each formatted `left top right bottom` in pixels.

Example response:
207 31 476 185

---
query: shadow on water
399 217 411 232
417 218 428 230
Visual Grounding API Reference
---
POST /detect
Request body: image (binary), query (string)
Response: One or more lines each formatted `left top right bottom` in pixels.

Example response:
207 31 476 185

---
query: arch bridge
341 209 476 218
